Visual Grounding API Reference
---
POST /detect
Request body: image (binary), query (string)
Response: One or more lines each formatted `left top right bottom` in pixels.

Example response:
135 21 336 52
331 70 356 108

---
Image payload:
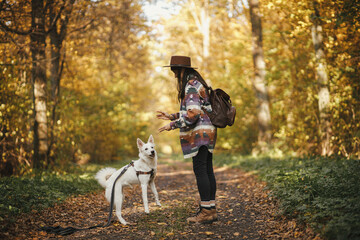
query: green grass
0 160 129 228
2 154 359 239
137 199 193 238
214 154 360 240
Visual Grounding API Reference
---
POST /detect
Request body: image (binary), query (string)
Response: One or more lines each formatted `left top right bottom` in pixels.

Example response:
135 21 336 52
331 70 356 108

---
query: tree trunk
311 1 331 156
249 0 272 152
47 0 74 160
48 17 61 162
189 0 210 75
50 29 61 105
31 0 48 168
201 0 210 65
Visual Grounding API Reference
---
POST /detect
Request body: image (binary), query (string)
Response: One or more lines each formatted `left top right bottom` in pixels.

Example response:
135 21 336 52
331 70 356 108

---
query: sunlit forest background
1 0 359 176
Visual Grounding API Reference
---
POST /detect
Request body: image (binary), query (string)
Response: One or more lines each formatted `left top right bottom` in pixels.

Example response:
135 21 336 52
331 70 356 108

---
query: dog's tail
95 167 117 188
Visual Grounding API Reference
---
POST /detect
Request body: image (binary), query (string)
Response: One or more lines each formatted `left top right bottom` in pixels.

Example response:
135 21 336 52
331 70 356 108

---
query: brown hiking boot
211 208 218 221
187 208 213 224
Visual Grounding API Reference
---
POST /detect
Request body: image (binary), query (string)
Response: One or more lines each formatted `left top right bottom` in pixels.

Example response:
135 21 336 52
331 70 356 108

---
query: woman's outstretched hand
158 124 172 133
156 111 171 120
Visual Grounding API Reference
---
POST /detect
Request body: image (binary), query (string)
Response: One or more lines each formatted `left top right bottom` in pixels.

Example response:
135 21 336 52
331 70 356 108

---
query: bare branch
0 0 31 35
59 0 76 41
46 0 67 34
0 20 31 35
0 29 30 59
59 51 66 80
68 19 95 34
189 0 202 32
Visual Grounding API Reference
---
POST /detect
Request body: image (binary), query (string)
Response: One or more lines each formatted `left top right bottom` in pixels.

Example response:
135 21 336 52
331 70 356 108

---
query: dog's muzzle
150 151 155 158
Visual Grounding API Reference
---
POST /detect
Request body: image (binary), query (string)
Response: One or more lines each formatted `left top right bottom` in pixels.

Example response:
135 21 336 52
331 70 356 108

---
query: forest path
7 159 320 239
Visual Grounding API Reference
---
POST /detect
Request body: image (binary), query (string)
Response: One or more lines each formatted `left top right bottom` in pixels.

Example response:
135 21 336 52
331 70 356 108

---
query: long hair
176 68 207 102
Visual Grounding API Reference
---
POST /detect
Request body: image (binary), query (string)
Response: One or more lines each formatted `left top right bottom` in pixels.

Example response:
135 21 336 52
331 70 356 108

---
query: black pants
192 146 216 202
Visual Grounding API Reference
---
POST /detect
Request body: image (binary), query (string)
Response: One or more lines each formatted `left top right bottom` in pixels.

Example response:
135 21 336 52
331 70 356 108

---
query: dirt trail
4 159 321 239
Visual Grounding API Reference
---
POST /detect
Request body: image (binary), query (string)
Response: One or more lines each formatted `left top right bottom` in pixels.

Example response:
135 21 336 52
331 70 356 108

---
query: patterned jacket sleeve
170 82 202 129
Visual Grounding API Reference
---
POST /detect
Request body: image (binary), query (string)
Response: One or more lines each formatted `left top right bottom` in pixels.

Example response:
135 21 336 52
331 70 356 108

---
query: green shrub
0 174 99 220
215 154 360 239
0 161 127 227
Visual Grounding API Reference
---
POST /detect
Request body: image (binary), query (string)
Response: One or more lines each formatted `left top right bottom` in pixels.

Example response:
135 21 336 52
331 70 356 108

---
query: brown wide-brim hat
163 55 197 69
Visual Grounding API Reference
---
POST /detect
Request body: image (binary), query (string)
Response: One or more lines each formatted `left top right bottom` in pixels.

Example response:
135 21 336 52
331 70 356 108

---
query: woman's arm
156 111 180 121
169 112 180 120
170 83 201 130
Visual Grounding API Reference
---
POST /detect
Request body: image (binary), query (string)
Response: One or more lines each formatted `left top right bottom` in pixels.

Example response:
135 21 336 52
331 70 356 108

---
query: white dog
95 135 161 225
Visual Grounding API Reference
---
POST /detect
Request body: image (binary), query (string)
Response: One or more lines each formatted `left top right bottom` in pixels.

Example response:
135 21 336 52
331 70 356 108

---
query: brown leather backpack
198 79 236 128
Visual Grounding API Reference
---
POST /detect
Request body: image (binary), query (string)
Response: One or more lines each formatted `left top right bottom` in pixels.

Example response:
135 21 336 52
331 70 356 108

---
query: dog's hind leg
149 180 161 206
115 187 128 225
141 183 150 213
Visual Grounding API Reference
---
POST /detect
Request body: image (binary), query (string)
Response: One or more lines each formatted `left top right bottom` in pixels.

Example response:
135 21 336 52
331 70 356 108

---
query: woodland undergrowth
1 155 359 239
217 154 360 239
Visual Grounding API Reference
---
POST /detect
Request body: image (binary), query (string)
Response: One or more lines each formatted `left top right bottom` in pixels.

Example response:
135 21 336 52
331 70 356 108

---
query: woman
157 56 217 224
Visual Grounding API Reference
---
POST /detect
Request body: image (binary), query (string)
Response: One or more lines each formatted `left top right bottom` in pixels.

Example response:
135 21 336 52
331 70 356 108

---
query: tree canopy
1 0 359 175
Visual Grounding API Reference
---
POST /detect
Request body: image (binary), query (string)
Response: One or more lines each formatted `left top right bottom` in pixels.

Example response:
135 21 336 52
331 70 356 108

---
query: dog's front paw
145 209 150 214
156 201 162 207
119 218 128 225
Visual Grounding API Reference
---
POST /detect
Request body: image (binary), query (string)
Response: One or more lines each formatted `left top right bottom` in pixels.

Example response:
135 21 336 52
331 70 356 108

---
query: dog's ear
148 135 154 144
137 138 144 148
